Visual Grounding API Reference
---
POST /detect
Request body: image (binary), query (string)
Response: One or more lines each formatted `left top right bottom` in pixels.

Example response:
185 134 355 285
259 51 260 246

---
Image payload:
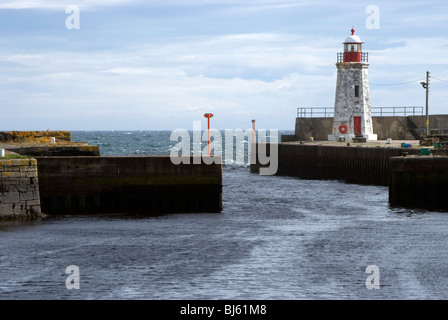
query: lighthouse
328 28 377 142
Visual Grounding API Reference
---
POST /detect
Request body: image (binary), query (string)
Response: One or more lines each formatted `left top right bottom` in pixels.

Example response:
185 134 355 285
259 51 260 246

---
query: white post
0 148 5 157
252 120 256 143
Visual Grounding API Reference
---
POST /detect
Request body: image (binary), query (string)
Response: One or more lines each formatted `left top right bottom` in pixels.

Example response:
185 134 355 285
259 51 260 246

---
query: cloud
0 31 338 129
1 30 447 130
0 0 135 10
0 0 319 11
371 38 448 66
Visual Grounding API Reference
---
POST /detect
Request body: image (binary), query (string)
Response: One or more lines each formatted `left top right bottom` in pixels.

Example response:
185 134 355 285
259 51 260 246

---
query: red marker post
204 113 214 156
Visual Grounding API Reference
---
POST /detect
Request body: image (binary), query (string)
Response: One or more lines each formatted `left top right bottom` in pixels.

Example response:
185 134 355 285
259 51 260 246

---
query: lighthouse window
345 44 359 52
355 85 360 97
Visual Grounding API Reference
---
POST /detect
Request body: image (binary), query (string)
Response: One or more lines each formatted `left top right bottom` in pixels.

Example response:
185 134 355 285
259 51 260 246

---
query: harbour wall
0 158 42 219
389 156 448 210
1 130 100 156
251 143 421 186
35 156 222 215
285 115 448 141
6 145 100 157
0 131 71 143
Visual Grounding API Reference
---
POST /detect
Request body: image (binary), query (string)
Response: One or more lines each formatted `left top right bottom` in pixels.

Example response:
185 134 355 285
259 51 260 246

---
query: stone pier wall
0 158 41 219
1 130 100 157
389 156 448 210
0 131 71 143
7 145 100 157
251 143 421 186
292 114 448 141
36 156 222 215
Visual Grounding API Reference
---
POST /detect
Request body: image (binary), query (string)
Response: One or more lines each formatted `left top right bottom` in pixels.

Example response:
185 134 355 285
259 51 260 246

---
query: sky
0 0 447 130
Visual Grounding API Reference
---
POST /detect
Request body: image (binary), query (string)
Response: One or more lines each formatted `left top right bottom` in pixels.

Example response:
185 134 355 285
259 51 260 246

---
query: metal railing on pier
371 106 423 117
297 107 333 118
297 106 423 118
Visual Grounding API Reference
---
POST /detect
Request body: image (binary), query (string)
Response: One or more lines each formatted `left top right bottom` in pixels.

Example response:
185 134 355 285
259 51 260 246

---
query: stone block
13 159 32 166
13 204 25 215
20 191 35 201
5 166 20 172
29 205 41 215
0 203 13 216
2 191 20 204
0 183 10 193
20 166 38 173
2 171 21 178
15 185 28 193
26 199 41 207
19 178 32 185
20 171 37 178
26 171 38 178
8 185 21 193
1 178 20 186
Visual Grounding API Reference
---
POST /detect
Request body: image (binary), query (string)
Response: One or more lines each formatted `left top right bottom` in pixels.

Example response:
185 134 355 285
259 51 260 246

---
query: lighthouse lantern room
329 28 377 142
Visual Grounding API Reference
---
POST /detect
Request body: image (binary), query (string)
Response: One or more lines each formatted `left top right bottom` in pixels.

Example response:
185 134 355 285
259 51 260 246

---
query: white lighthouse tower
328 28 377 142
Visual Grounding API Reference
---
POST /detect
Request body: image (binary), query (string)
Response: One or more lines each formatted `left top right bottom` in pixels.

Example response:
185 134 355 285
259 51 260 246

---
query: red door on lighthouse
354 116 362 136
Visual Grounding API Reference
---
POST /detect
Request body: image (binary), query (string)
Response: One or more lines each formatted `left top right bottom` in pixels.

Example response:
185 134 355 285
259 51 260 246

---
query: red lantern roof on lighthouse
344 28 363 44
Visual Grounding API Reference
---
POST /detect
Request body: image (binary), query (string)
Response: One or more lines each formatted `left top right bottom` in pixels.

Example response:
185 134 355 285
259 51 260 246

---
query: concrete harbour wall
36 156 222 215
7 145 100 157
0 131 71 143
293 115 448 141
389 156 448 210
1 130 100 157
251 143 421 186
0 158 41 219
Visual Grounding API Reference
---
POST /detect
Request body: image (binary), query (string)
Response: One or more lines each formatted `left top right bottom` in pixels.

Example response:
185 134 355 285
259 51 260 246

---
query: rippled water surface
0 131 447 299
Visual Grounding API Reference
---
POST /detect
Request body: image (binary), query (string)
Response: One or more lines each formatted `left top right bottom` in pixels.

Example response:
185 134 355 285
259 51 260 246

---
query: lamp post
204 113 213 156
420 71 430 136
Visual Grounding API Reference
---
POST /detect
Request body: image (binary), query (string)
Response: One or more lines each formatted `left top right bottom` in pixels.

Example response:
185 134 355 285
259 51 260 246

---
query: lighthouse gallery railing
337 52 369 63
